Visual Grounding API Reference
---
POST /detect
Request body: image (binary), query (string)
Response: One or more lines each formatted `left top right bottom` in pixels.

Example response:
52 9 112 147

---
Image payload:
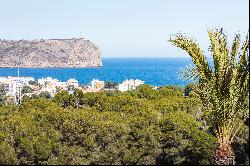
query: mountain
0 38 102 68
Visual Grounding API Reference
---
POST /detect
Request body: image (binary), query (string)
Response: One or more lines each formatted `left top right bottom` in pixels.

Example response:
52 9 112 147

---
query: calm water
0 57 193 86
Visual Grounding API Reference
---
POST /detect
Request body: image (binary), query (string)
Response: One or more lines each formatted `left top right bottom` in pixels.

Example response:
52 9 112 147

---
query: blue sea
0 57 193 87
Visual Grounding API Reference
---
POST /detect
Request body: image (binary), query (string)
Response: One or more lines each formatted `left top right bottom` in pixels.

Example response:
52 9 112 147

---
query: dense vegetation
0 85 248 165
170 28 249 165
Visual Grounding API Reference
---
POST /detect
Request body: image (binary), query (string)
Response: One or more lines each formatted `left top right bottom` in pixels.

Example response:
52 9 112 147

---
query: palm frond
170 28 249 165
230 34 241 67
208 28 229 76
169 34 212 81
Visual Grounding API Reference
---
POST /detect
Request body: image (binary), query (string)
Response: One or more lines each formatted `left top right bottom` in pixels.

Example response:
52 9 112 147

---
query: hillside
0 38 102 68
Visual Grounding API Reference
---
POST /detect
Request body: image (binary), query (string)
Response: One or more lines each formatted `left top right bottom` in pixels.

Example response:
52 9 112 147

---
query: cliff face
0 38 102 68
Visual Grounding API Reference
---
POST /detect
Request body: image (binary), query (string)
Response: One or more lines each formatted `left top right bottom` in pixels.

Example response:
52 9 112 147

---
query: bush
0 86 247 165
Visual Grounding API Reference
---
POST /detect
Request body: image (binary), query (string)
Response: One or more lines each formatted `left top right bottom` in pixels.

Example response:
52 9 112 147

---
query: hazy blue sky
0 0 249 57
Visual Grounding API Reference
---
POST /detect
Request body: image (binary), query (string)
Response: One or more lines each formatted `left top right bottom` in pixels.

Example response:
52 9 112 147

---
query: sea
0 57 194 87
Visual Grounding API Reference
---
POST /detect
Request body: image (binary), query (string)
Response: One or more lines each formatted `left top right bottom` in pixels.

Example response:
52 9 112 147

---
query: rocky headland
0 38 102 68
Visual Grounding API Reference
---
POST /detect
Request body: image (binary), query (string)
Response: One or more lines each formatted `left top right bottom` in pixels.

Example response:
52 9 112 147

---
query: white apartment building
1 77 34 85
37 77 69 95
8 76 34 85
1 77 32 97
91 79 105 90
0 77 8 83
38 77 59 86
55 81 68 90
4 81 23 98
67 79 79 88
39 86 57 97
118 79 145 92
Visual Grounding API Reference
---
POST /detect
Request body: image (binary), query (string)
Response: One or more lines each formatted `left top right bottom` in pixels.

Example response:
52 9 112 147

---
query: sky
0 0 249 57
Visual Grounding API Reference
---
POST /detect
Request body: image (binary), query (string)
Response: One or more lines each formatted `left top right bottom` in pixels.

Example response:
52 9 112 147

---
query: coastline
0 58 191 86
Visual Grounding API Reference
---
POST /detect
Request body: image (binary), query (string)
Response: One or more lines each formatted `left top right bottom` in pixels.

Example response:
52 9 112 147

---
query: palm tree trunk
213 143 235 165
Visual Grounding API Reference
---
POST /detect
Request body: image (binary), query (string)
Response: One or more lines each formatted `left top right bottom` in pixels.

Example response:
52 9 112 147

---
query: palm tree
169 28 249 165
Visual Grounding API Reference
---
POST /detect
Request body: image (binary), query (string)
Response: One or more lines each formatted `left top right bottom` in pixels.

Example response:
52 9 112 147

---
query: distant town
0 76 152 104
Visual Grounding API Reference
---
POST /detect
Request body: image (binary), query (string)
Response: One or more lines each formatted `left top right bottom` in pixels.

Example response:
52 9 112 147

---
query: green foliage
170 29 249 140
232 125 249 165
0 141 19 165
53 89 85 109
133 84 158 99
39 91 52 99
158 86 183 97
23 91 52 102
22 85 32 94
0 85 247 165
159 111 216 165
0 84 6 105
104 81 118 89
28 80 38 86
170 28 249 164
184 84 194 96
53 90 71 108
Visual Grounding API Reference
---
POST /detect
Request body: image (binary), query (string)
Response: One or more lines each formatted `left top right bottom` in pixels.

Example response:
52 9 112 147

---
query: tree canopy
0 85 248 165
169 28 249 165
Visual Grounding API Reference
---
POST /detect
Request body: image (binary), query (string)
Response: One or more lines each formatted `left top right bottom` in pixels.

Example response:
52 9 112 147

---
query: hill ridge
0 38 102 68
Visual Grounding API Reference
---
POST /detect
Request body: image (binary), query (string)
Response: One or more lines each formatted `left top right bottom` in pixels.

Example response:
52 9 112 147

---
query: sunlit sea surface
0 57 193 86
